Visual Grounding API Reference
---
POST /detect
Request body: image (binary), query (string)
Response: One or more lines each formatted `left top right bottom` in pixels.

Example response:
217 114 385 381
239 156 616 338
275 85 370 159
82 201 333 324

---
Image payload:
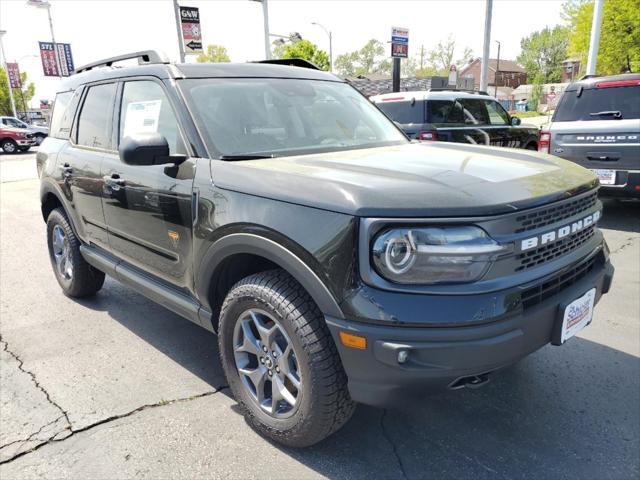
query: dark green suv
38 51 614 447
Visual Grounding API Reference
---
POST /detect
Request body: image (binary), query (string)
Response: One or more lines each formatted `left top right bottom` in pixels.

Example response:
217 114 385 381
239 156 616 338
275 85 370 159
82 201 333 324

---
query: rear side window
427 100 464 124
376 100 425 125
50 89 82 139
553 85 640 122
77 83 117 149
458 99 490 125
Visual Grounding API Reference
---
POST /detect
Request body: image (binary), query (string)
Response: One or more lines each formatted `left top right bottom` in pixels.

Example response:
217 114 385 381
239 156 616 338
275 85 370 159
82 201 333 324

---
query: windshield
553 85 640 122
179 78 407 158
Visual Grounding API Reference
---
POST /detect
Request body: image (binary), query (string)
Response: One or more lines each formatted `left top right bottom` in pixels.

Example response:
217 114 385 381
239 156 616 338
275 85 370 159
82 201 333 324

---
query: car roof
564 73 640 91
57 62 342 92
370 90 495 102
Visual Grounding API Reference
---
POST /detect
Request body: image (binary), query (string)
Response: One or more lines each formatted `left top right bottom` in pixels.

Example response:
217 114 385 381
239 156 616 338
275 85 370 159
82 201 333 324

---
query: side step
80 245 214 332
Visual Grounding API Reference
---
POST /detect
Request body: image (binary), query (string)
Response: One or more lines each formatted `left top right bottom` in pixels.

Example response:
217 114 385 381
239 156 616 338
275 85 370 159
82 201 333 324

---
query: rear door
550 82 640 174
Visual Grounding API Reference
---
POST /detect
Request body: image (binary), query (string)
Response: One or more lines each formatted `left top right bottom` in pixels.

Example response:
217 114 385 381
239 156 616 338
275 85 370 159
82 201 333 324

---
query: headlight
371 226 505 284
16 133 26 138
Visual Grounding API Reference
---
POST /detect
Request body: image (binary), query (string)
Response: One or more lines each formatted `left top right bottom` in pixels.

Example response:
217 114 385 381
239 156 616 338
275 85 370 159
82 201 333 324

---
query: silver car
541 74 639 198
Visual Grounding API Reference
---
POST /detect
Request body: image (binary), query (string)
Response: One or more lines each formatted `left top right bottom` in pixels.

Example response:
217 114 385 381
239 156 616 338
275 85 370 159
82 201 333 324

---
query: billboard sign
391 27 409 58
38 42 75 77
6 63 22 89
180 6 203 54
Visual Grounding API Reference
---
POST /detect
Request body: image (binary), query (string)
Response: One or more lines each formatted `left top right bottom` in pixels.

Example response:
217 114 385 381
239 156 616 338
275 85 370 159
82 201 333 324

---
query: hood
211 142 597 217
0 127 29 135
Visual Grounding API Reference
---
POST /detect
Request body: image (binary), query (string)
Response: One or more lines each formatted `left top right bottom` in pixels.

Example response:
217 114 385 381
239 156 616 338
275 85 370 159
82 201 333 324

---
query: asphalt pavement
1 152 638 479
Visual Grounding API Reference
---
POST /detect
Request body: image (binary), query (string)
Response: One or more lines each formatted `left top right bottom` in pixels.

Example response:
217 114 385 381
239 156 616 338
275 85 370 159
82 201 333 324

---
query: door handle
59 163 73 176
103 173 125 190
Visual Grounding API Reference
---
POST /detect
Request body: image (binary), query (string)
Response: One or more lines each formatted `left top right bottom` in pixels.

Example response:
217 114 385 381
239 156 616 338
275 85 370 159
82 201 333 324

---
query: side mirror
510 116 521 126
119 133 185 166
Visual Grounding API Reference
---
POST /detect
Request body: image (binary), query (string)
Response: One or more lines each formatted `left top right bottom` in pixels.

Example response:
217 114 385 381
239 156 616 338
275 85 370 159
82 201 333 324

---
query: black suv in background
541 74 640 198
38 51 613 447
371 89 540 149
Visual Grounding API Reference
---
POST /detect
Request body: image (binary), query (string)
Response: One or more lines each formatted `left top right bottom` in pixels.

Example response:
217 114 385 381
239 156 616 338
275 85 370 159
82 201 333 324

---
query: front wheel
219 270 355 447
46 208 105 297
34 134 46 145
1 139 18 154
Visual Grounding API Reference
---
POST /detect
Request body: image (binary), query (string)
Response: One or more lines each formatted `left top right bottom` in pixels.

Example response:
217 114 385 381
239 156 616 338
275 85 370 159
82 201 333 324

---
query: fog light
339 331 367 350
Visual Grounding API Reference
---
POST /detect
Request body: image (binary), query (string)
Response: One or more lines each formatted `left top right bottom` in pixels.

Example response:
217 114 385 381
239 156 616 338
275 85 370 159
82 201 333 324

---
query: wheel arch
196 233 345 331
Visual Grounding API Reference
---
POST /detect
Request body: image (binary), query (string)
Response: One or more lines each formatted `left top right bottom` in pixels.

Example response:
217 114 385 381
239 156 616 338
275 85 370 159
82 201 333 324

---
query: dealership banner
6 63 22 88
39 41 75 77
180 6 202 54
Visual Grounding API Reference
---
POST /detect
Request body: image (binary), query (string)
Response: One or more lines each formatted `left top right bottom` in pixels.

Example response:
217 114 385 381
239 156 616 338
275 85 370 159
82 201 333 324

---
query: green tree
0 68 36 117
196 44 231 63
335 39 390 77
414 36 473 77
529 74 545 112
517 26 568 83
275 40 330 71
563 0 640 74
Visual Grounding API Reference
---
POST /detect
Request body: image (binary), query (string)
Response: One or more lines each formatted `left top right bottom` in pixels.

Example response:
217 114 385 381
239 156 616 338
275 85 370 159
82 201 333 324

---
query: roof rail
428 88 489 95
74 50 170 74
253 58 321 70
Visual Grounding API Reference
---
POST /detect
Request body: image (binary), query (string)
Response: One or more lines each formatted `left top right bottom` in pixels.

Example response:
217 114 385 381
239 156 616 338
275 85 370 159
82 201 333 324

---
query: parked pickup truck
38 52 614 447
0 126 37 153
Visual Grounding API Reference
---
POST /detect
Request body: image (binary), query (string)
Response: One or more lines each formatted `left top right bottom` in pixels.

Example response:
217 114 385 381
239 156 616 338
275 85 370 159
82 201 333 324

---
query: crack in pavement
609 236 639 255
1 334 229 465
0 387 229 465
379 409 408 480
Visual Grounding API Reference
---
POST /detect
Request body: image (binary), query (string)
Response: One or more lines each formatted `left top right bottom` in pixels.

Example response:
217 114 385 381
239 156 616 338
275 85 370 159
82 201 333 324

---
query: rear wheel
1 139 17 154
218 269 355 447
46 208 105 297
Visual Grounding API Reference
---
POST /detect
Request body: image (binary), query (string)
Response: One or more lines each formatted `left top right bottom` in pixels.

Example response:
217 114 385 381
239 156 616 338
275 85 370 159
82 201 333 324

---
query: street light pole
250 0 272 59
173 0 186 63
0 30 18 117
312 22 332 72
27 0 63 77
494 40 500 97
586 0 604 76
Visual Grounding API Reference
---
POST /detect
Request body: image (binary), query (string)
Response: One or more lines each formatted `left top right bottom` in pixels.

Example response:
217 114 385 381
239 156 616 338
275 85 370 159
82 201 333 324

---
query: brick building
459 58 527 90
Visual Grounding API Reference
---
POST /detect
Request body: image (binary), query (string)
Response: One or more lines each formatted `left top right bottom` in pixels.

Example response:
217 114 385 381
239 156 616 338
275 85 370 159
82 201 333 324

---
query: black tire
34 134 46 145
219 269 355 447
46 208 105 297
1 139 18 154
525 142 538 151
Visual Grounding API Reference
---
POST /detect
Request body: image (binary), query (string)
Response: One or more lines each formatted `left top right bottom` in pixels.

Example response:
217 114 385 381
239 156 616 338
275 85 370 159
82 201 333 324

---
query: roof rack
74 50 170 74
253 58 321 70
428 88 489 95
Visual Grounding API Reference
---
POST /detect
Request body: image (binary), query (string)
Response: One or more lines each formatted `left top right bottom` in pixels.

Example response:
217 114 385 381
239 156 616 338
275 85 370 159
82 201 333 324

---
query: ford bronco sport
38 51 614 447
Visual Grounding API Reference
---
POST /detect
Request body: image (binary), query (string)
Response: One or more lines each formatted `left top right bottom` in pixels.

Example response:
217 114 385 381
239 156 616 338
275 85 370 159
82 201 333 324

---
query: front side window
179 78 407 158
2 117 26 128
484 100 510 125
77 83 117 149
119 80 185 155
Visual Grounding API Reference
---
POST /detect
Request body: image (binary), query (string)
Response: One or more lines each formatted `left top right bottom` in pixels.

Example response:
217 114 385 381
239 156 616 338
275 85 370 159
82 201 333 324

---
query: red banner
6 63 22 88
39 41 59 77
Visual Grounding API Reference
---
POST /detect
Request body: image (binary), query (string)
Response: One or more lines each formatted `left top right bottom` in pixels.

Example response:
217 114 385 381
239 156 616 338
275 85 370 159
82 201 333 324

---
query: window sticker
122 100 162 137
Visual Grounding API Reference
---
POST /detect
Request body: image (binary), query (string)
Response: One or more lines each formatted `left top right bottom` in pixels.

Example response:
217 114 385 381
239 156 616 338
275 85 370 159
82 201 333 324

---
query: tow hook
449 373 491 390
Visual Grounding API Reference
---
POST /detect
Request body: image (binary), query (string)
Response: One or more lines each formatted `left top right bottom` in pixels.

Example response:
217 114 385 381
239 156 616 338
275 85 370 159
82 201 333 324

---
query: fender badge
168 230 180 248
554 148 564 153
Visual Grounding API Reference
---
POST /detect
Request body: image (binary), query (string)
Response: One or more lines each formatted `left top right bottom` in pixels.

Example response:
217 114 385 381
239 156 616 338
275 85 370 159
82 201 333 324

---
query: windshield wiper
219 154 275 161
589 110 623 119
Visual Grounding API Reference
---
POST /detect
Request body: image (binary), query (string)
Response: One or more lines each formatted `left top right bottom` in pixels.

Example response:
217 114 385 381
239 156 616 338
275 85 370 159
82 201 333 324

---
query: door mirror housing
119 133 185 166
510 116 522 126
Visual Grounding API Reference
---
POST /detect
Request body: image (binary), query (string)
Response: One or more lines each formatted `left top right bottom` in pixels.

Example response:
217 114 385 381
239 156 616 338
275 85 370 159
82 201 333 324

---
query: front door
101 79 196 288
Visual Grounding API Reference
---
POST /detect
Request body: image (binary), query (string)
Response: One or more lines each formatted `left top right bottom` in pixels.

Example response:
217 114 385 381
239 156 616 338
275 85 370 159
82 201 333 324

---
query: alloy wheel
233 309 302 418
52 224 73 280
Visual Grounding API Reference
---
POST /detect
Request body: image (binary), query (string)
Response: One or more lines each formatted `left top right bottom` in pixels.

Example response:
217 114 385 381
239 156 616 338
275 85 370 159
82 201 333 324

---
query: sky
0 0 567 107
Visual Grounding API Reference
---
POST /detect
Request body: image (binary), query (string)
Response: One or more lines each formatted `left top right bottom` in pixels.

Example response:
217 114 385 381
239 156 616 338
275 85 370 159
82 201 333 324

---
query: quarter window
77 83 117 149
50 89 82 139
119 80 185 155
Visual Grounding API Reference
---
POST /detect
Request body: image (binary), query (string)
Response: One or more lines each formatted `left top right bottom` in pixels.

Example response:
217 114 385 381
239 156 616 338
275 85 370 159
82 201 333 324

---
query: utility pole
586 0 604 76
251 0 272 59
173 0 186 62
392 57 401 93
480 0 493 92
494 40 500 97
420 45 425 70
0 30 18 118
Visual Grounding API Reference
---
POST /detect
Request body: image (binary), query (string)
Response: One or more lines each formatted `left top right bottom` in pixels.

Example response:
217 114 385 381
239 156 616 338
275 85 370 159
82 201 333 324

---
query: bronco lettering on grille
520 211 601 251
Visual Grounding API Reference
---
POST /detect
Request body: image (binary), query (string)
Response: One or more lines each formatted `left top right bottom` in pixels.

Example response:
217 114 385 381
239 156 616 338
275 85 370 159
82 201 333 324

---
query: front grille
515 225 596 271
520 254 598 310
514 191 598 233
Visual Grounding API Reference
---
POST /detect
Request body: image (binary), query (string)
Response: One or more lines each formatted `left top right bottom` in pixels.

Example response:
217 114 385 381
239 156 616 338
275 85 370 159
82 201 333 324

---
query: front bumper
326 250 614 407
598 170 640 198
16 139 36 147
